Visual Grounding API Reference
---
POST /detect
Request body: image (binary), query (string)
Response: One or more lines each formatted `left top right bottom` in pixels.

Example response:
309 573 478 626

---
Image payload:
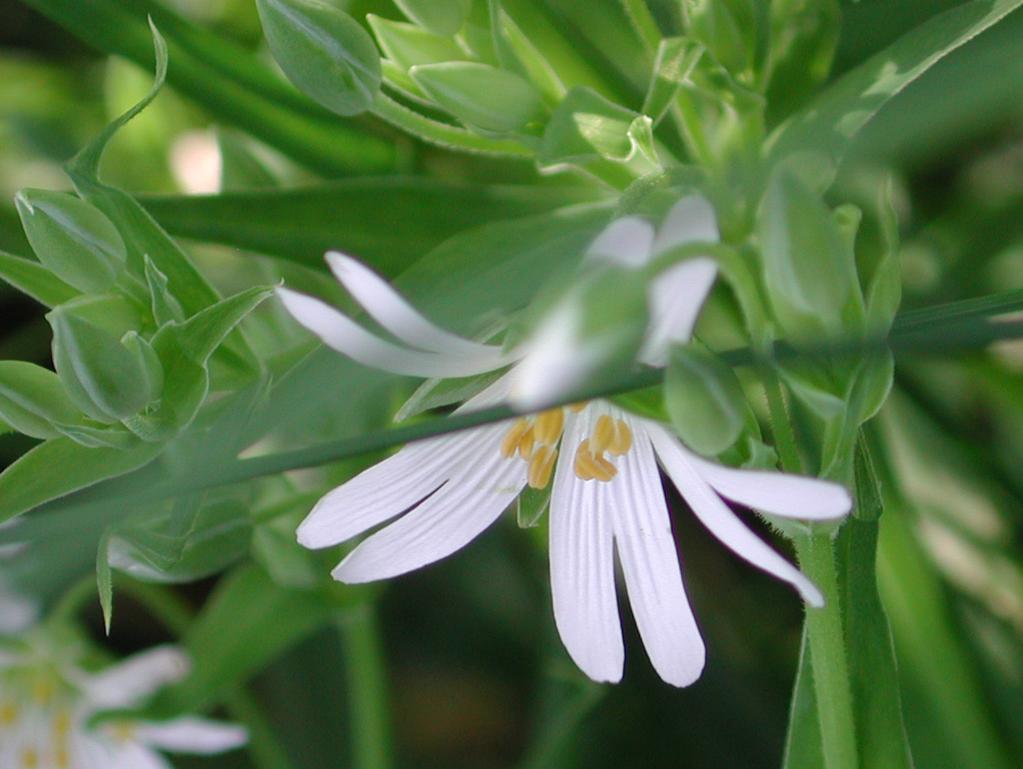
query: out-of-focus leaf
768 0 1023 164
395 369 503 422
411 62 544 133
96 530 114 633
0 250 80 308
395 0 472 36
641 37 703 125
21 0 395 174
139 179 604 273
540 87 655 168
146 564 332 716
0 361 82 440
0 438 163 522
217 130 279 192
665 345 745 457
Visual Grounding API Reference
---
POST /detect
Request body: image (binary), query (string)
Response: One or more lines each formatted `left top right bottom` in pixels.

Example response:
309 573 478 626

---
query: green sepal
664 344 745 456
256 0 381 117
0 361 84 440
14 189 126 293
410 61 544 133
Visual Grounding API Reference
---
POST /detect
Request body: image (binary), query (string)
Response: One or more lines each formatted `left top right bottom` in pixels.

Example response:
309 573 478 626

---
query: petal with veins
277 288 502 378
548 411 624 683
640 257 718 366
652 195 718 256
80 646 190 709
134 718 247 754
647 422 824 606
586 216 655 268
684 449 852 520
333 424 526 582
610 416 705 686
325 252 505 360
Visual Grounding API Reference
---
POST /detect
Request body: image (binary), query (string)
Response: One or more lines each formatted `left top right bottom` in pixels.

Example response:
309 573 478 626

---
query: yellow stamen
568 402 586 412
500 419 530 458
591 414 616 454
527 445 558 489
517 426 535 459
21 748 38 769
533 408 565 445
53 709 71 738
608 418 632 456
573 439 618 482
112 720 136 742
55 746 71 769
31 677 55 706
0 702 17 725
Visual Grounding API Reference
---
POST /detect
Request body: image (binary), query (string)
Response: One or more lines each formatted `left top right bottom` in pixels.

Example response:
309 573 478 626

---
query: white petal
297 432 477 549
652 195 718 256
277 287 501 378
585 216 655 268
647 423 824 606
684 450 852 521
0 586 37 634
134 718 247 754
80 646 190 709
325 252 505 360
333 425 527 582
639 257 718 367
548 410 624 683
107 742 173 769
609 416 705 686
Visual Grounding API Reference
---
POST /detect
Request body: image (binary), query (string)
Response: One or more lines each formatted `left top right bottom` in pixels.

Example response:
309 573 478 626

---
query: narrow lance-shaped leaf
0 361 83 440
411 61 544 133
0 250 80 308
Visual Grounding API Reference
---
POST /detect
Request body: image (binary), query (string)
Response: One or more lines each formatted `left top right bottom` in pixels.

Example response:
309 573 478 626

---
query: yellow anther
573 439 618 483
55 746 71 769
608 418 632 456
568 402 587 413
53 709 72 738
31 677 55 706
592 454 618 481
500 419 530 458
533 408 565 445
517 426 535 459
112 720 136 742
21 748 39 769
527 445 558 490
0 701 17 725
591 414 616 454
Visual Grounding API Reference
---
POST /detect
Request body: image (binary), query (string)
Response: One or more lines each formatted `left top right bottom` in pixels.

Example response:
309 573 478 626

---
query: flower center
500 407 633 489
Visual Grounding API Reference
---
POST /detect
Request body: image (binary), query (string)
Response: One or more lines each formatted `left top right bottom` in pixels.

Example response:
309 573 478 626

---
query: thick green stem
794 534 860 769
336 604 395 769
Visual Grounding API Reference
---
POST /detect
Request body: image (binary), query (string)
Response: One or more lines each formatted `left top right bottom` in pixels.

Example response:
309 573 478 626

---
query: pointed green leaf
0 361 83 440
411 61 543 133
394 0 472 36
0 249 80 308
97 530 114 634
367 14 467 71
642 37 703 125
256 0 381 117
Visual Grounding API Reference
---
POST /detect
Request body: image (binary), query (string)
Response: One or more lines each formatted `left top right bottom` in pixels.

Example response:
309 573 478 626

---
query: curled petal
277 288 502 378
325 252 505 360
647 423 824 606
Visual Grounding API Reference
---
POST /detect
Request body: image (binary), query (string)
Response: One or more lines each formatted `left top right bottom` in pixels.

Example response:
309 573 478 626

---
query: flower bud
758 170 863 342
48 309 157 423
664 345 745 456
256 0 381 116
394 0 472 36
411 62 544 133
15 189 126 293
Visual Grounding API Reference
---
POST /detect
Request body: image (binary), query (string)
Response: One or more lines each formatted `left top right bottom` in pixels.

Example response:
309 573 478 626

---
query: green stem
336 604 395 769
621 0 662 54
760 367 803 474
794 534 860 769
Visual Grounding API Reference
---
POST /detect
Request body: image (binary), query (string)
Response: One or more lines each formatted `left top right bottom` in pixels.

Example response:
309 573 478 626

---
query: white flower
0 636 246 769
0 581 38 636
278 196 853 686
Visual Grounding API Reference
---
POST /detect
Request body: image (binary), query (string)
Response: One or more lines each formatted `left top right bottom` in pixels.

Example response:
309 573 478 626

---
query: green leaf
782 628 823 769
758 170 862 341
641 37 703 125
22 0 394 174
138 179 602 273
395 369 503 422
540 86 655 168
768 0 1023 163
216 130 279 192
516 484 550 528
48 310 154 422
251 509 322 590
107 496 251 584
14 189 126 293
368 14 467 71
97 529 114 634
664 345 745 456
411 61 544 133
394 0 472 36
764 0 840 123
256 0 381 117
687 0 755 76
159 286 273 366
143 257 185 326
146 564 332 716
0 249 80 308
0 438 162 522
0 361 83 440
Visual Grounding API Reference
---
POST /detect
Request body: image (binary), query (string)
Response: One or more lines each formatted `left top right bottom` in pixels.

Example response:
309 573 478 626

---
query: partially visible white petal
277 288 501 378
610 416 705 686
107 742 173 769
585 217 655 268
325 252 506 361
647 422 824 606
333 425 527 582
548 410 624 683
0 585 38 634
80 646 190 709
297 432 477 549
684 450 852 521
507 302 601 411
652 195 718 256
640 257 718 367
134 718 247 754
